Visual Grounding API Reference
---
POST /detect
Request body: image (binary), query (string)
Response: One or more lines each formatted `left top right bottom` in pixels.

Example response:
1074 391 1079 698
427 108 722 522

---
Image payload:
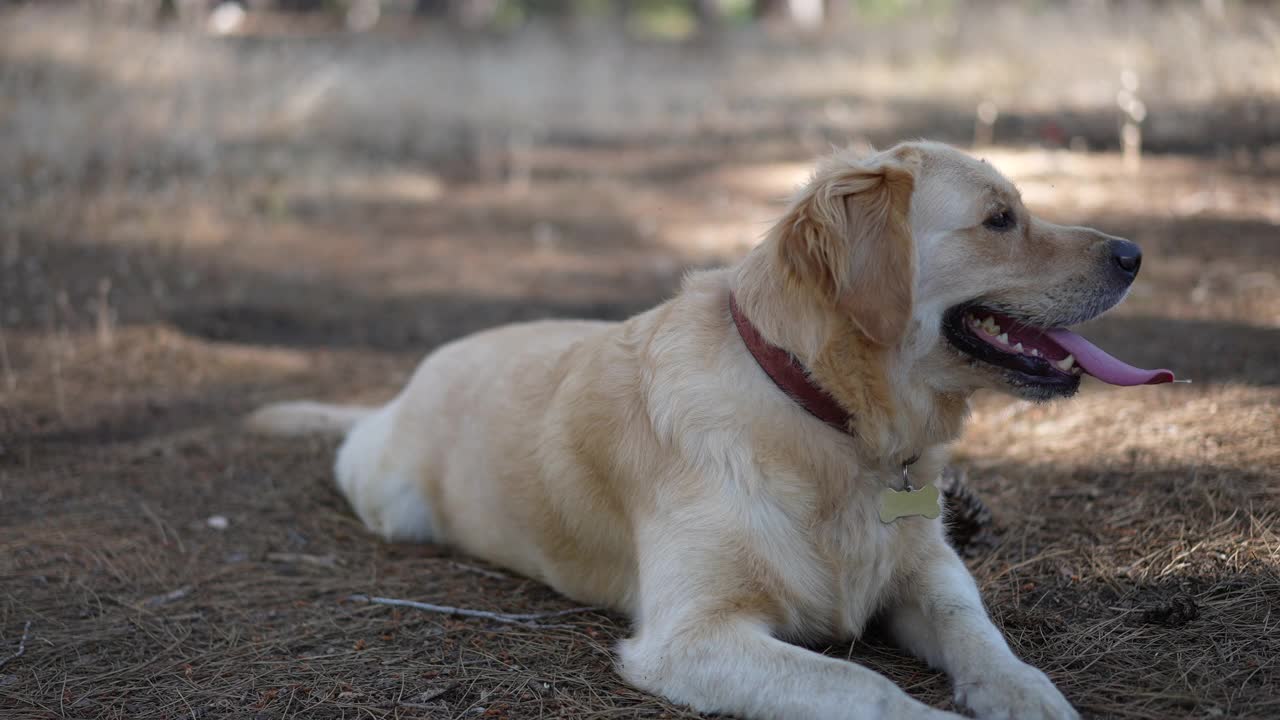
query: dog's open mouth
943 305 1175 390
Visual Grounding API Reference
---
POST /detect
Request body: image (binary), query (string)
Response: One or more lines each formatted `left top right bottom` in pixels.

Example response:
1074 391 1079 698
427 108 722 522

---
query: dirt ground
2 5 1279 719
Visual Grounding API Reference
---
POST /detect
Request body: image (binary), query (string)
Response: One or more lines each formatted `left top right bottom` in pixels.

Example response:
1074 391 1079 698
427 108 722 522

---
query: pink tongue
1045 328 1175 386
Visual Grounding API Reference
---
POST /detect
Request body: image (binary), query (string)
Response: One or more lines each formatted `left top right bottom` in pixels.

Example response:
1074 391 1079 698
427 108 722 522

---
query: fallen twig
397 701 447 710
0 621 31 670
143 586 192 608
446 560 511 581
392 682 456 708
267 552 338 568
347 595 598 626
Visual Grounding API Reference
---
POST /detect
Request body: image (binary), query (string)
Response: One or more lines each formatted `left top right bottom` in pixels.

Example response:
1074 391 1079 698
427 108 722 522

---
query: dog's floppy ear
774 152 916 347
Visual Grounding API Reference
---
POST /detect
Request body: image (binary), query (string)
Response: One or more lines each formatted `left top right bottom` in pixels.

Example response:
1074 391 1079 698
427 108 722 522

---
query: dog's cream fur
247 141 1125 719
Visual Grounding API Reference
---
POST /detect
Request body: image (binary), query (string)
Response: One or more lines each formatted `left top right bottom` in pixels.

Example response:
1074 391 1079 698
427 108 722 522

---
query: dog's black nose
1111 239 1142 277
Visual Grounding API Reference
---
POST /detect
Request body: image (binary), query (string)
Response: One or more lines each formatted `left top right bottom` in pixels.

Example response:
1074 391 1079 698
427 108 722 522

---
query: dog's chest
754 478 935 643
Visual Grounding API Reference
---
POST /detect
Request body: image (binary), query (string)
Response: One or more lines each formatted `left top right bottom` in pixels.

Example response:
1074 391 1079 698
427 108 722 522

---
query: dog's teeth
1072 367 1083 375
996 333 1009 344
1057 354 1076 371
1013 342 1024 353
1031 348 1041 357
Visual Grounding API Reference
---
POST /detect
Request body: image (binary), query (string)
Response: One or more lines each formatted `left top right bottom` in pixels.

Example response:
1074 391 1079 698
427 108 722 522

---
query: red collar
729 293 854 436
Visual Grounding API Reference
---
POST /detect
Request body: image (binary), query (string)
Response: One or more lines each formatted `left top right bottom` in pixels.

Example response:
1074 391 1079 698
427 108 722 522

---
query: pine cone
938 467 997 557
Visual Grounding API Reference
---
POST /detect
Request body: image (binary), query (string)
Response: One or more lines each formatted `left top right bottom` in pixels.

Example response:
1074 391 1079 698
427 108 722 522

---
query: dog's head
772 141 1164 402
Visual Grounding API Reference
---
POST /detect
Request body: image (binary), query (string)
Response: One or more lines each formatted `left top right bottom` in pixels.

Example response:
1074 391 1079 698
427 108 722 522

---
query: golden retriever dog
249 141 1173 719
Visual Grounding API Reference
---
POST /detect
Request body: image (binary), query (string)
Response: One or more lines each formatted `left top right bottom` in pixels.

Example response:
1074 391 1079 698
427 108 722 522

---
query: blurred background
2 2 1278 719
3 0 1279 354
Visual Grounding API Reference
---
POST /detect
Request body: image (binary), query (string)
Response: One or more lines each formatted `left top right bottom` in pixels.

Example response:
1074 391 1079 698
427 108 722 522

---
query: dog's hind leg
247 398 435 543
332 400 436 543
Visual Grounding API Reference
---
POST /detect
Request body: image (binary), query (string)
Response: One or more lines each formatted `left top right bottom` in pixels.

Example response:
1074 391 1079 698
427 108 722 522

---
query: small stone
206 515 230 530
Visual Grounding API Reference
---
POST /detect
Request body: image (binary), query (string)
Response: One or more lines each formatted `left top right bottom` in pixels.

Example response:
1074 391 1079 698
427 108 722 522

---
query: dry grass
2 3 1279 719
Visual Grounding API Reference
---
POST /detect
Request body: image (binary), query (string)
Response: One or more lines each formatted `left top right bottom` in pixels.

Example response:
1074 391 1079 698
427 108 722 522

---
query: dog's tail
245 401 376 437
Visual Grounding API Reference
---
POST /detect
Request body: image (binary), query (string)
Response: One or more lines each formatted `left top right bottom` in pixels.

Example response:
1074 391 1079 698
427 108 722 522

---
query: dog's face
775 141 1142 401
903 142 1142 400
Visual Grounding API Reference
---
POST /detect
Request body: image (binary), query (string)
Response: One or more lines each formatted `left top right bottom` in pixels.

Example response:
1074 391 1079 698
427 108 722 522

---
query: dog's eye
984 209 1016 231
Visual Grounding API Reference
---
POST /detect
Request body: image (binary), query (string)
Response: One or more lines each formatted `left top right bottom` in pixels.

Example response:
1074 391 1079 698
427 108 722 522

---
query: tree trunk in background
154 0 221 26
756 0 824 27
755 0 784 19
415 0 499 28
156 0 178 22
415 0 448 16
523 0 571 19
452 0 499 27
824 0 845 26
612 0 632 29
695 0 727 30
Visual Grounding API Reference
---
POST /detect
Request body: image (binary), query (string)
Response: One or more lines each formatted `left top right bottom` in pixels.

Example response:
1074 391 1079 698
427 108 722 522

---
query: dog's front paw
955 662 1078 720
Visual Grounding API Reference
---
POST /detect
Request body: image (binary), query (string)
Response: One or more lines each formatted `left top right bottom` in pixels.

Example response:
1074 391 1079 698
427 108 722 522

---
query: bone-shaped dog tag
879 484 941 523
